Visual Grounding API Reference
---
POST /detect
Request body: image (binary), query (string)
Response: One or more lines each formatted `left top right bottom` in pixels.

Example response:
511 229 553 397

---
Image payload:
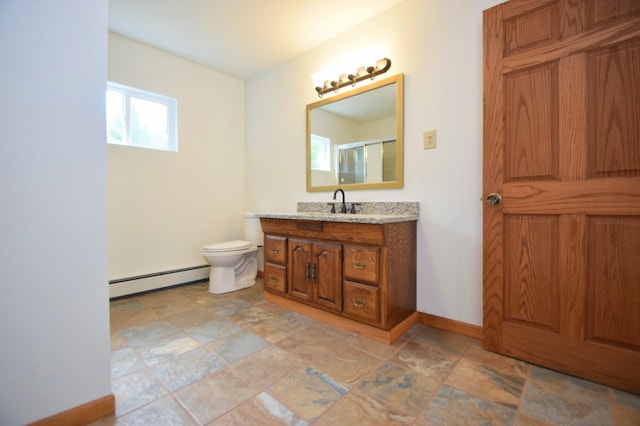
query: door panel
587 39 640 178
504 2 560 56
589 0 640 28
505 62 559 181
586 216 640 349
483 0 640 393
504 215 560 332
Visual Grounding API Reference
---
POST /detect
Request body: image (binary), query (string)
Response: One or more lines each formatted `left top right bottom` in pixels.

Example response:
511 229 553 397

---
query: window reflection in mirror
306 74 403 192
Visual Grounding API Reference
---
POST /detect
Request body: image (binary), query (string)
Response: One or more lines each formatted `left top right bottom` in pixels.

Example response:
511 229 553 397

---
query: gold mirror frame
306 73 404 192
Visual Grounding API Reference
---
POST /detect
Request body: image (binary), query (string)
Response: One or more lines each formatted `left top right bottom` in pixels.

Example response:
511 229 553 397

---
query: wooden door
313 241 343 313
483 0 640 393
288 239 313 302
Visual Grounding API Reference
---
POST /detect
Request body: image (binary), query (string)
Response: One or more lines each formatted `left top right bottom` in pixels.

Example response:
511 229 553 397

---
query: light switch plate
423 129 436 149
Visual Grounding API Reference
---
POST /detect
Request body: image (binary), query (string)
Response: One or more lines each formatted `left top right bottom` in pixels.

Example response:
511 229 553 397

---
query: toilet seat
203 240 251 253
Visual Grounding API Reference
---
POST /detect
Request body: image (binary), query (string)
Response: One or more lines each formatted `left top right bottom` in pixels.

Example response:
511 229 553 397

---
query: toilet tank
244 213 264 246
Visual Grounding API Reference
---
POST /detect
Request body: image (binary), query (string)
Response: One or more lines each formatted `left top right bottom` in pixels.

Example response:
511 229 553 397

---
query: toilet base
208 274 255 294
207 249 258 294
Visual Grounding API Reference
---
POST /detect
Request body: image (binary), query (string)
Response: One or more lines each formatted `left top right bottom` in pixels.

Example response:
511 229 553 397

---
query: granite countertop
257 211 417 224
256 201 419 224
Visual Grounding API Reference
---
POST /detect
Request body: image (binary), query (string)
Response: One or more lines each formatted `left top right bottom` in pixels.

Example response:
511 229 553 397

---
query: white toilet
202 213 263 294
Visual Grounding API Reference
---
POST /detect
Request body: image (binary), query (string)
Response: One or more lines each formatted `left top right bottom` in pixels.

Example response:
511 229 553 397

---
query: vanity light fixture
314 57 391 98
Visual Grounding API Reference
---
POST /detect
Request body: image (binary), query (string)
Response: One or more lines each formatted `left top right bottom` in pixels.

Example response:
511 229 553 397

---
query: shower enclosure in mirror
306 73 403 191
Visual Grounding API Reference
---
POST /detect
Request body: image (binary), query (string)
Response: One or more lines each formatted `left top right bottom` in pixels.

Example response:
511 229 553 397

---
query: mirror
306 73 403 192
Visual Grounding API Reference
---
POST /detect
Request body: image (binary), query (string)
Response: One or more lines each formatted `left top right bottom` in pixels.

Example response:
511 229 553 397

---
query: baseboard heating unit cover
109 265 209 298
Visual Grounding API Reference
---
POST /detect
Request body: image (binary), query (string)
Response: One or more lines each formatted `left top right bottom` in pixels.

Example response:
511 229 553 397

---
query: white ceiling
108 0 405 80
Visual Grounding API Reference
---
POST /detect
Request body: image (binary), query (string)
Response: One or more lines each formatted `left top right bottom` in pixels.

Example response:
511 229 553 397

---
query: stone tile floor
92 280 640 425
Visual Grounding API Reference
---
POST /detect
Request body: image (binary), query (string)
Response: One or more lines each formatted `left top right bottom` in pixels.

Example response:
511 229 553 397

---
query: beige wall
106 0 503 325
108 33 246 280
245 0 502 326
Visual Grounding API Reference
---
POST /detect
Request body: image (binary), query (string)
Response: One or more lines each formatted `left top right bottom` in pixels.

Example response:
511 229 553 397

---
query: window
310 134 331 171
106 82 178 152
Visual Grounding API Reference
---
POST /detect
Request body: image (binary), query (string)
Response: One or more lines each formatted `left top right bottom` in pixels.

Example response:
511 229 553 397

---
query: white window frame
106 81 178 152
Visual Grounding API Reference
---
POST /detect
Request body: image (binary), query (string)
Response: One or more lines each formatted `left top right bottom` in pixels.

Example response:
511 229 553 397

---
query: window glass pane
130 97 168 149
311 134 330 171
106 90 124 143
106 82 177 152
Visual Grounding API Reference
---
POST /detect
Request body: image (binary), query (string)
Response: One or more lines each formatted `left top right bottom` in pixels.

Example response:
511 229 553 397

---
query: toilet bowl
202 214 263 294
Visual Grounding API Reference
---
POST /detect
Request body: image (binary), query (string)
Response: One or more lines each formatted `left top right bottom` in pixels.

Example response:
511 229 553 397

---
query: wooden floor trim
265 293 482 343
265 292 418 344
419 312 482 340
28 393 115 426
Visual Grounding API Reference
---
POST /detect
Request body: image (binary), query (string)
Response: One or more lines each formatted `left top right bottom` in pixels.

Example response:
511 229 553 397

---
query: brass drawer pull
353 299 366 308
353 261 366 269
269 275 279 282
270 247 280 254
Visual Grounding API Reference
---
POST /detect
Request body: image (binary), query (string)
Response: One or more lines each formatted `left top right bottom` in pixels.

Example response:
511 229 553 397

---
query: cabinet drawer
264 235 287 265
344 246 379 285
343 281 379 325
264 264 287 293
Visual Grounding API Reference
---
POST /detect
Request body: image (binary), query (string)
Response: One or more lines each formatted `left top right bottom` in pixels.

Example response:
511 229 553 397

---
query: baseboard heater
109 265 210 298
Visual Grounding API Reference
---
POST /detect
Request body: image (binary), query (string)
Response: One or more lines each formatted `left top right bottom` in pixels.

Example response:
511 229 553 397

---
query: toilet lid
203 240 251 253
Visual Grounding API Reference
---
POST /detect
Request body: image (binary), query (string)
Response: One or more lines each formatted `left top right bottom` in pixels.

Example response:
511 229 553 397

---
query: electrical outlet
423 129 436 149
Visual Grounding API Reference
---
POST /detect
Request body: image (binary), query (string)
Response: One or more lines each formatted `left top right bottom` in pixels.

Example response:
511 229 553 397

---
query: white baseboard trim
109 266 210 298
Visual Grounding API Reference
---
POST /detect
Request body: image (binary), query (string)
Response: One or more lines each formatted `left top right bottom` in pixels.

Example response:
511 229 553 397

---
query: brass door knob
486 193 502 206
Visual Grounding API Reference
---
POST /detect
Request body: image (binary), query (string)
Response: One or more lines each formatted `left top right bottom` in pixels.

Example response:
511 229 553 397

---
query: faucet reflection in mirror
315 58 391 98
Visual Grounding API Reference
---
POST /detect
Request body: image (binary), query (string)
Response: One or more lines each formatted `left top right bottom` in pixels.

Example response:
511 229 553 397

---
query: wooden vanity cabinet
259 218 417 343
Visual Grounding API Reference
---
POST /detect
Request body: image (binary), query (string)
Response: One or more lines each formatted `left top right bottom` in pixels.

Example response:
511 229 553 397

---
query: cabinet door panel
314 242 343 313
288 239 312 302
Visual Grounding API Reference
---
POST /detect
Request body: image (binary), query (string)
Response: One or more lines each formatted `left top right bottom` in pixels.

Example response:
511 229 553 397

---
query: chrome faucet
333 188 347 213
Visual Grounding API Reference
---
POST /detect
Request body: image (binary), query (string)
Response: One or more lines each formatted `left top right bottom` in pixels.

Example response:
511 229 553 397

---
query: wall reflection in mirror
306 74 403 192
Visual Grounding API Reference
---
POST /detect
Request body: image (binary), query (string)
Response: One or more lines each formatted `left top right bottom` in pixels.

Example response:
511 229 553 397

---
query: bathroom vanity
258 202 418 344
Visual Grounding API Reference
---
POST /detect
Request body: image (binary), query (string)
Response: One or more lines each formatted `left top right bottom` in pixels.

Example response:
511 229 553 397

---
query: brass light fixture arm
314 58 392 98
